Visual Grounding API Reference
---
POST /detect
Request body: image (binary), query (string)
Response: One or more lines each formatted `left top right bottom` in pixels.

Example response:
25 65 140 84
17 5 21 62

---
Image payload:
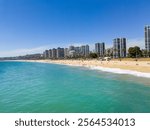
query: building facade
80 45 86 56
52 48 57 59
43 50 49 59
95 43 105 57
48 49 52 59
145 26 150 52
43 44 90 59
79 45 89 57
69 46 75 51
85 45 89 56
113 38 126 58
74 47 80 56
68 50 76 57
57 47 64 59
64 48 69 58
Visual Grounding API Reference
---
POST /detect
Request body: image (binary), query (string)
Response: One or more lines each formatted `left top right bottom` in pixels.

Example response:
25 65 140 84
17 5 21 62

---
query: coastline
15 59 150 78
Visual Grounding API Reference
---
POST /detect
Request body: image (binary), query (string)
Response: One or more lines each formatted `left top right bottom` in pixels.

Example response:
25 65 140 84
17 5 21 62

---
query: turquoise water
0 61 150 113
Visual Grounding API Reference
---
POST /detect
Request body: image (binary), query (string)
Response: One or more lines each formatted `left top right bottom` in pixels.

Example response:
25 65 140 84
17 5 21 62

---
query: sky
0 0 150 57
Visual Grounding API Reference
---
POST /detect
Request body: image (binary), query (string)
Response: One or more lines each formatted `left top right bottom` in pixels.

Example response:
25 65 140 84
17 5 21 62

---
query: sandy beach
26 59 150 72
21 59 150 77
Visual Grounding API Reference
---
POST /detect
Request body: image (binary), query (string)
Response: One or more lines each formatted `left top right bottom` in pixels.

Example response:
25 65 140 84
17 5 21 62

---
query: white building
95 43 105 57
145 26 150 52
113 38 126 58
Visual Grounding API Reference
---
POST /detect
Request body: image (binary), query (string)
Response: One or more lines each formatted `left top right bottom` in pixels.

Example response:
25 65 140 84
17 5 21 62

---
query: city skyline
0 31 147 58
43 37 128 59
43 44 90 59
0 0 150 57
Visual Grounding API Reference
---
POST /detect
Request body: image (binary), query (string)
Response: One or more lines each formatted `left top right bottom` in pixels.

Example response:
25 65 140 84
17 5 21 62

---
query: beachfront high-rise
145 26 150 52
43 50 49 59
48 49 52 59
52 48 57 59
74 47 80 56
113 38 126 58
64 48 69 58
56 47 64 59
85 45 90 56
80 45 86 56
69 46 75 51
80 45 89 57
95 43 105 57
68 46 76 57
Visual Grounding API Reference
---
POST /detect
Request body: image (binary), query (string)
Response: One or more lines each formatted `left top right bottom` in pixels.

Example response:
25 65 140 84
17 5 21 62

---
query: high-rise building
64 48 69 58
95 43 99 54
145 26 150 52
69 46 75 51
80 45 86 56
68 46 75 57
74 47 80 56
48 49 52 59
43 50 49 59
57 47 64 59
85 45 89 56
95 43 105 57
68 50 76 57
113 38 126 58
52 48 57 59
79 45 90 57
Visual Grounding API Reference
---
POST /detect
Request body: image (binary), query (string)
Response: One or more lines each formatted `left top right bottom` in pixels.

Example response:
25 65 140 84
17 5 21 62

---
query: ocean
0 61 150 113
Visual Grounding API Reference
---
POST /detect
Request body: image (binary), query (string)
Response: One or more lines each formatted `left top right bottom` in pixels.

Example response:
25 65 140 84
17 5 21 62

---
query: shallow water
0 61 150 113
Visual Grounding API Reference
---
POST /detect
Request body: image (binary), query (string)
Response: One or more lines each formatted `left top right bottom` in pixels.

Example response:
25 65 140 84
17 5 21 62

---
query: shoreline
13 59 150 78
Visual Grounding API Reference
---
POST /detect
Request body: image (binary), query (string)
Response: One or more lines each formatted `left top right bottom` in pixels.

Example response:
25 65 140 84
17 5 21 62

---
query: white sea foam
87 66 150 78
61 63 150 78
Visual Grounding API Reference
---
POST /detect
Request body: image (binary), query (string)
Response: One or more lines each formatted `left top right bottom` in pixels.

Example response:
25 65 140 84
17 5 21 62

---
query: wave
63 64 150 78
88 66 150 78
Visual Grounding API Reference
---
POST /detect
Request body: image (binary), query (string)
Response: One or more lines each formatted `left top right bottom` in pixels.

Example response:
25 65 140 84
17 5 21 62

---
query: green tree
148 51 150 57
142 50 148 57
142 50 150 57
128 46 142 58
89 53 98 58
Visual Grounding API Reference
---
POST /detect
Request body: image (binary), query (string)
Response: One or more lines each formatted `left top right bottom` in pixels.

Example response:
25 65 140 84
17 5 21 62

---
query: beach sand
23 59 150 73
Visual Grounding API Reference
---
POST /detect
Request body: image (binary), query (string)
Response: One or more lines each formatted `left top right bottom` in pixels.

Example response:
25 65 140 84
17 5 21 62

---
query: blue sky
0 0 150 57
